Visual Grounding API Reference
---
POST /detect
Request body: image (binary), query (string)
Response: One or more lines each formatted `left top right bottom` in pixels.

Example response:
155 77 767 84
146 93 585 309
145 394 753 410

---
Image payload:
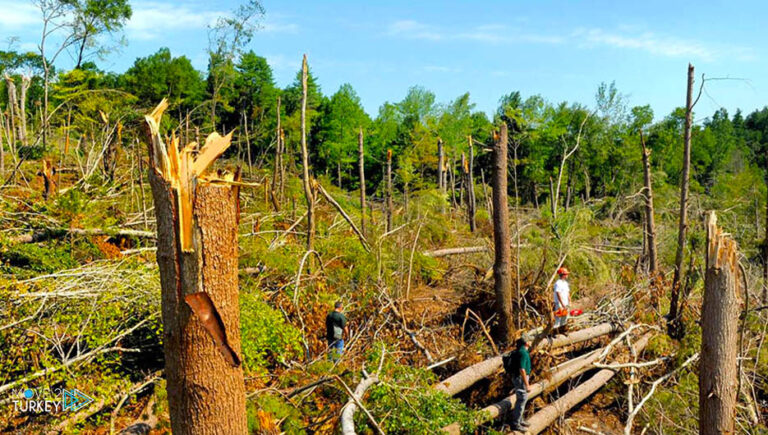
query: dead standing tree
466 135 476 232
669 64 695 335
300 55 316 251
358 128 366 236
491 125 515 344
270 96 282 212
699 211 742 435
640 130 658 275
144 100 247 434
386 149 393 232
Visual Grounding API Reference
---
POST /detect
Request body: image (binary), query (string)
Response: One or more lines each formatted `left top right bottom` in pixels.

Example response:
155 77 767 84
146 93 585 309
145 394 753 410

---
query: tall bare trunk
467 136 476 232
18 76 29 147
764 151 768 303
450 155 457 207
270 97 281 212
386 149 393 232
700 211 741 435
337 160 342 189
670 64 695 330
144 101 247 435
300 55 315 251
459 153 465 207
358 128 366 236
640 131 658 274
491 125 515 344
437 138 444 192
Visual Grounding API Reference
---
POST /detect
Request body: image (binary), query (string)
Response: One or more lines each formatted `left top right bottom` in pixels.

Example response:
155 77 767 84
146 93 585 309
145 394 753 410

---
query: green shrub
240 290 303 374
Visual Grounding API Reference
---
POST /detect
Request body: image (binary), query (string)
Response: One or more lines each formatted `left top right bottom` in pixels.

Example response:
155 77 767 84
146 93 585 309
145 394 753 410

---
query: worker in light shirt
553 267 571 335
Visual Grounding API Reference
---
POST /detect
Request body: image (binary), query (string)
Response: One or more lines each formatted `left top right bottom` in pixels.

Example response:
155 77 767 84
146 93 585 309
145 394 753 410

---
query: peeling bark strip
700 212 742 435
144 99 247 435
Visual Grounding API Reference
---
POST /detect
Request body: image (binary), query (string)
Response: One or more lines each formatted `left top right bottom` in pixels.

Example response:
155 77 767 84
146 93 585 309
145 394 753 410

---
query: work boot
520 420 531 427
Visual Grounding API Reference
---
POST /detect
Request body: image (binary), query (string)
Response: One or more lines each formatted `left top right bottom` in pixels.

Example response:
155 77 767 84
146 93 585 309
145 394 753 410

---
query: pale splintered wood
700 211 741 435
144 99 233 252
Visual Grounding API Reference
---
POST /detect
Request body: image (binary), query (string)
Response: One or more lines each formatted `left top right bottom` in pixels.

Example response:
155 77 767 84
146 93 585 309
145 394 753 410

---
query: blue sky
1 0 765 121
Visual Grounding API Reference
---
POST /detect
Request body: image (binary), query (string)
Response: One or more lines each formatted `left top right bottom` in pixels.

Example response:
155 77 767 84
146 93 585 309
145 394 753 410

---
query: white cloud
387 20 561 45
126 1 224 41
0 1 39 30
422 65 461 73
387 19 754 63
573 28 755 62
261 20 298 34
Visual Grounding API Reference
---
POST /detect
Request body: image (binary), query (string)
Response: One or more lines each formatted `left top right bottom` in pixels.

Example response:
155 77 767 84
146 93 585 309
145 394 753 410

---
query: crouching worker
325 301 348 362
502 333 533 431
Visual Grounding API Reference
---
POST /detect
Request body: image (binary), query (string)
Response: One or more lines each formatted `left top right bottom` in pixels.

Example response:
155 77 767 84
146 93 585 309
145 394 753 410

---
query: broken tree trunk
520 335 651 435
41 160 57 200
358 128 366 236
424 246 488 257
699 211 742 435
144 100 247 435
434 322 619 396
640 131 658 274
670 63 695 330
340 375 380 435
492 125 515 344
300 55 316 252
386 149 393 232
270 96 282 212
467 135 476 232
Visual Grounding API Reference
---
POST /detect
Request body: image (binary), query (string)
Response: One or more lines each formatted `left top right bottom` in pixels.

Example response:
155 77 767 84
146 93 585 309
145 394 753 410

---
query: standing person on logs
553 267 571 335
502 333 533 431
326 301 349 362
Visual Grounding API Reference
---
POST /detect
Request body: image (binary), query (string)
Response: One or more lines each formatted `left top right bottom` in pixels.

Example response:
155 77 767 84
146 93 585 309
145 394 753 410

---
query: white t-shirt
554 279 570 310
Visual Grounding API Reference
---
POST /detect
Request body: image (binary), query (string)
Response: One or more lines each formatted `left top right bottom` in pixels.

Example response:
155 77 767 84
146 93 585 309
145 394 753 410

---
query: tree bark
700 211 741 435
640 131 658 274
437 138 444 192
358 128 366 236
523 334 651 435
385 149 393 232
424 246 487 257
670 63 695 329
433 322 618 396
491 125 515 344
340 375 380 435
270 97 281 212
467 136 476 232
300 55 315 252
764 150 768 303
144 100 247 435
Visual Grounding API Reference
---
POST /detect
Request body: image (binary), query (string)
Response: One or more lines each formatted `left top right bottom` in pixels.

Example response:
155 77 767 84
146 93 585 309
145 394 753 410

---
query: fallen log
442 348 603 434
424 246 488 257
511 333 651 435
11 227 155 244
434 322 618 396
340 375 380 435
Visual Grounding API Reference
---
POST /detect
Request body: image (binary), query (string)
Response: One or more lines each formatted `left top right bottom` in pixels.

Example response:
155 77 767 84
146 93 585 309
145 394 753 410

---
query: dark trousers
510 375 528 427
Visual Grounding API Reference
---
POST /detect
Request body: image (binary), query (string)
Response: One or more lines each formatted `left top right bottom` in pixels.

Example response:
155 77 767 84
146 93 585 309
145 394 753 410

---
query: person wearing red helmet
553 267 571 335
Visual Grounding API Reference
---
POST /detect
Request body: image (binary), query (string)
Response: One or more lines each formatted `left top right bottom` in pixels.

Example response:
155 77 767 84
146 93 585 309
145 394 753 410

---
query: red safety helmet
557 267 570 276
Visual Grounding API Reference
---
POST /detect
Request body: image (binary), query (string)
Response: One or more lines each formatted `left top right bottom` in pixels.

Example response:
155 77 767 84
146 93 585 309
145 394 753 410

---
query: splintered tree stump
144 100 247 435
700 211 742 435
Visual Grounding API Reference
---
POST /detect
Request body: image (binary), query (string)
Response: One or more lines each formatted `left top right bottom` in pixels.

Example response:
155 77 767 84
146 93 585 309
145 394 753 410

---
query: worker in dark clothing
325 301 348 362
509 334 533 431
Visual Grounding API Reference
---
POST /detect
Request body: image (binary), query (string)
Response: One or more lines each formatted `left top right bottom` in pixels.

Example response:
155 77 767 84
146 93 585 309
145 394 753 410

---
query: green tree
71 0 133 69
317 83 370 186
120 48 205 117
